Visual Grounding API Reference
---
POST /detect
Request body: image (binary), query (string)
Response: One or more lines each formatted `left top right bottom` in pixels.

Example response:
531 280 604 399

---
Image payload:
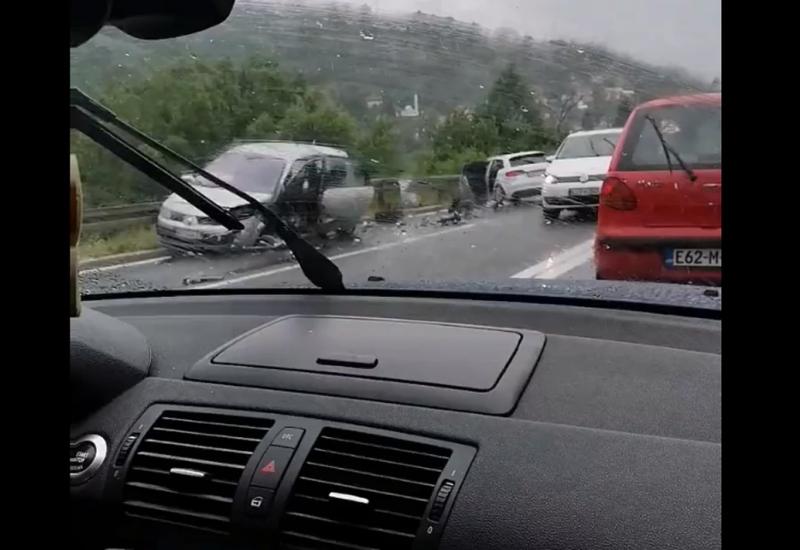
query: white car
492 151 549 204
156 142 373 254
541 128 623 220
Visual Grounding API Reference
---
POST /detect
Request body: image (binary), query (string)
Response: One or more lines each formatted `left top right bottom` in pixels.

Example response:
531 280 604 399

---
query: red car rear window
617 103 721 172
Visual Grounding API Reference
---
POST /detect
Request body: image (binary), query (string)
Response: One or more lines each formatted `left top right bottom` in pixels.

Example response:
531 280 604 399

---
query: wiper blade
645 115 697 182
70 88 345 291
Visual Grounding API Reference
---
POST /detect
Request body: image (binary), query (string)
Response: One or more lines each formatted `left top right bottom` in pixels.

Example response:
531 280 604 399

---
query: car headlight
545 174 558 184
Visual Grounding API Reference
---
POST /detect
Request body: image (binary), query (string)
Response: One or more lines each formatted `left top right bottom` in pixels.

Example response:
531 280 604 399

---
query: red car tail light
504 170 524 178
600 177 637 210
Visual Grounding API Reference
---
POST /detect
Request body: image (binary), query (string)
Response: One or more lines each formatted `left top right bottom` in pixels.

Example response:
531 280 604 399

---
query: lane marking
510 238 594 279
79 255 171 274
195 223 478 289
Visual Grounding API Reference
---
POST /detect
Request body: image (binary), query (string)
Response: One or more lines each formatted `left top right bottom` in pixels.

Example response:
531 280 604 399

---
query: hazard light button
251 446 294 489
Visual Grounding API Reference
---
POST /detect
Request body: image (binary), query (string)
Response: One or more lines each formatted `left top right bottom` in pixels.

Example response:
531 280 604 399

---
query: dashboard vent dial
279 427 452 549
123 410 273 535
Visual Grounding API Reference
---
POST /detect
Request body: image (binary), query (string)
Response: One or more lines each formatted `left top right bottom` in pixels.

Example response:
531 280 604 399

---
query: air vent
123 410 273 535
280 427 452 549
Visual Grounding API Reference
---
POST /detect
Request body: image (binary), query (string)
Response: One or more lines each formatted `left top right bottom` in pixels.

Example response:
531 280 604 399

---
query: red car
595 93 721 285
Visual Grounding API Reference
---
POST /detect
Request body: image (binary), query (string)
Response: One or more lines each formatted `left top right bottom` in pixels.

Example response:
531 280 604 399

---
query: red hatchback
595 93 721 285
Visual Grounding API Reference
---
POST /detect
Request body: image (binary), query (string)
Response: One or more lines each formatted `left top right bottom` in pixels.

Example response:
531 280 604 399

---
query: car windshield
194 152 286 194
72 0 721 296
556 133 620 159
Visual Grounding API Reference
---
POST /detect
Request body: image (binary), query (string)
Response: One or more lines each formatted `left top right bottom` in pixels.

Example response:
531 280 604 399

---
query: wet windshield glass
195 153 286 194
71 0 721 295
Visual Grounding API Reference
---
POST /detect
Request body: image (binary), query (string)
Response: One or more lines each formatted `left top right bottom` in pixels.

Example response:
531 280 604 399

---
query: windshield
195 152 286 194
72 0 721 296
556 132 620 159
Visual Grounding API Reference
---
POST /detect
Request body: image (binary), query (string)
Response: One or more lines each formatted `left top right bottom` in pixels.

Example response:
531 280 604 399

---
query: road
79 202 598 294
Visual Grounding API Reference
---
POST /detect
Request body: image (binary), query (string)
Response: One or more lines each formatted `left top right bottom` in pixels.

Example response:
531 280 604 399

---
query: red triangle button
260 460 276 474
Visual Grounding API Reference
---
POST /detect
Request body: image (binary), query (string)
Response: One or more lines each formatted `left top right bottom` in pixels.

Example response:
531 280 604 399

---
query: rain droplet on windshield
124 52 130 57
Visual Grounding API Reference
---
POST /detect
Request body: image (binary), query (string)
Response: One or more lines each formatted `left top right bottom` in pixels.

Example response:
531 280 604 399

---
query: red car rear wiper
645 115 697 182
70 88 345 291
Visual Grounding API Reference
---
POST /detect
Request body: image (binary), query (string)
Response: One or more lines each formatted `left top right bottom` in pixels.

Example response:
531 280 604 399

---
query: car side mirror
546 155 555 163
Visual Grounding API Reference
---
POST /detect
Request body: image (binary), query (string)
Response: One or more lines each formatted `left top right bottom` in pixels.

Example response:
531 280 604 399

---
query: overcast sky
280 0 720 78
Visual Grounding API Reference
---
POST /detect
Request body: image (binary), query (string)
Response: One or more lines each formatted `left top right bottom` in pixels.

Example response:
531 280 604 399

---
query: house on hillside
365 95 383 109
398 94 420 118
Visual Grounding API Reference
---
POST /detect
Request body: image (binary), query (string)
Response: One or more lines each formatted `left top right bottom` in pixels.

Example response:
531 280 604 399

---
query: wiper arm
588 139 600 157
645 115 697 182
70 88 345 291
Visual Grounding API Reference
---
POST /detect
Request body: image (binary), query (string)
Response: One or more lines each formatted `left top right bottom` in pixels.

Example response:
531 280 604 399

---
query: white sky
265 0 721 79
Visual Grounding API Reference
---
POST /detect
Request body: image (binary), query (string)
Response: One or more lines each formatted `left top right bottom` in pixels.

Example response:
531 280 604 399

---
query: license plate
175 229 200 240
667 248 722 267
569 187 599 196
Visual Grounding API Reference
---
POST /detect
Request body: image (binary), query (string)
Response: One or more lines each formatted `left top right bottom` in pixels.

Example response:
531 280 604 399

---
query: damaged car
460 150 549 205
156 141 373 254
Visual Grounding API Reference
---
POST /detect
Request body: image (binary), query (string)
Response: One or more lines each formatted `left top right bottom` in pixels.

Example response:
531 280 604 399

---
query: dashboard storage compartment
187 315 545 414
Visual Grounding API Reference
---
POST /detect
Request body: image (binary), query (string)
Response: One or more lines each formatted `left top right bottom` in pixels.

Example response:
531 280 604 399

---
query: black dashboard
70 292 721 550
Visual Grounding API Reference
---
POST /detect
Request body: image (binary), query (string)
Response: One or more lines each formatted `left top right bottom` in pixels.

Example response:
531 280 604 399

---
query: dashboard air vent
280 427 452 549
123 410 273 535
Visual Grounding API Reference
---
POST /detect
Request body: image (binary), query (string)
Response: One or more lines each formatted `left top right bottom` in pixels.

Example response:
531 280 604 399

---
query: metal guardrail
83 175 462 235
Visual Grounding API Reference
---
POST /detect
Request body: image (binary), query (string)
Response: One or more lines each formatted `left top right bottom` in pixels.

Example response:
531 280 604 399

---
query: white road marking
79 255 171 274
510 238 594 279
195 223 478 289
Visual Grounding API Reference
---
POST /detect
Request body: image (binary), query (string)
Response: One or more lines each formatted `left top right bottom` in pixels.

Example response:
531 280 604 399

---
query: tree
355 118 401 176
274 94 357 146
614 97 634 127
479 63 542 128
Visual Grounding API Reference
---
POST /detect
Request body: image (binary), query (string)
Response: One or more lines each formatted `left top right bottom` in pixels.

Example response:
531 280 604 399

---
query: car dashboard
70 291 720 550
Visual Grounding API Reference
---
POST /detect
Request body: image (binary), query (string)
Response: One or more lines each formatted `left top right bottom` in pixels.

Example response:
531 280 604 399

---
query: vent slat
282 531 380 550
152 426 263 444
144 438 254 457
135 451 246 471
124 500 231 525
318 434 450 460
129 466 239 487
280 428 451 550
125 512 229 536
125 410 272 536
160 414 271 432
312 448 442 473
306 461 436 489
298 476 430 504
126 481 234 504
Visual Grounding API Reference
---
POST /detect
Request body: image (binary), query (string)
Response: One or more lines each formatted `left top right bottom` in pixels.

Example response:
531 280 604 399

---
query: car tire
542 207 560 220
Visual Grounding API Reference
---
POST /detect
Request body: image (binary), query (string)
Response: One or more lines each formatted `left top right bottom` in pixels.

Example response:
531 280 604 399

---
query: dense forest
71 0 712 207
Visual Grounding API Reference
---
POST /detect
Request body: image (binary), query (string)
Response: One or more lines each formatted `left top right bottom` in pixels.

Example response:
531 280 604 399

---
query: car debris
182 275 224 285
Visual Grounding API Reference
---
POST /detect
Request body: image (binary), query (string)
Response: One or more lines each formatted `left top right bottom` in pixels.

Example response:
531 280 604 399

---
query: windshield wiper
588 139 600 157
644 115 697 182
70 88 345 291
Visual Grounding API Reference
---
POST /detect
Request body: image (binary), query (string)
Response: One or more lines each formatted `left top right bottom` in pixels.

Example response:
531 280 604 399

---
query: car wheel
542 207 560 220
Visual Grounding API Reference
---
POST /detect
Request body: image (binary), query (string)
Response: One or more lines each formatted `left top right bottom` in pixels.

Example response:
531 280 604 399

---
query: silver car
156 142 373 254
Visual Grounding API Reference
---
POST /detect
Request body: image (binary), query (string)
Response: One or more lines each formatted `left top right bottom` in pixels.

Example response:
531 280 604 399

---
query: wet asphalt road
80 202 598 294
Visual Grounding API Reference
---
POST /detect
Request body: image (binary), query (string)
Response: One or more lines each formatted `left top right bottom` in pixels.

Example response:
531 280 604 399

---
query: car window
195 153 286 194
509 154 546 166
619 104 721 171
324 157 364 188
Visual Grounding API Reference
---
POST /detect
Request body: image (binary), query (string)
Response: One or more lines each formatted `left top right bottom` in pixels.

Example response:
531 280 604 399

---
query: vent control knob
428 480 455 522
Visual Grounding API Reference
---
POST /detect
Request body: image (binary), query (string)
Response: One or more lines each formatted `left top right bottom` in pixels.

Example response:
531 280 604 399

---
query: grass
79 224 159 260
